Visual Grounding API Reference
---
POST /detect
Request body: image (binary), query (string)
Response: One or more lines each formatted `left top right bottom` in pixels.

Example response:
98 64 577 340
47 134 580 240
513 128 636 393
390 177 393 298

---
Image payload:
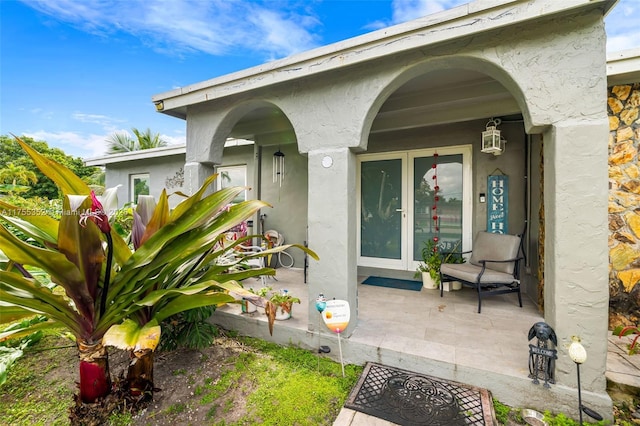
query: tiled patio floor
213 268 639 424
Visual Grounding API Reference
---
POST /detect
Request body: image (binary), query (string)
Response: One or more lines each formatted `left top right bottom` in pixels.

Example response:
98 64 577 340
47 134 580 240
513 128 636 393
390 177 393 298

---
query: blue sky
1 0 639 159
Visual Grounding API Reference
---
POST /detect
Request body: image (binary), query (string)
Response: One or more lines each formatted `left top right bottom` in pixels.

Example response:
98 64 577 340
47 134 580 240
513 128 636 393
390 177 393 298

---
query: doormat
362 276 422 291
345 362 495 426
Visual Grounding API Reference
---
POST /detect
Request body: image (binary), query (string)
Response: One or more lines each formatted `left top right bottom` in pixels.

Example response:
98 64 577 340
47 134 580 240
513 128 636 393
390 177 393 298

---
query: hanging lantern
481 118 506 156
273 149 285 187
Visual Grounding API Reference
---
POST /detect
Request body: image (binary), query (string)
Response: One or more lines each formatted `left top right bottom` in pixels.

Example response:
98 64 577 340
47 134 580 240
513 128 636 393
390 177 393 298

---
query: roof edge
152 0 612 115
607 48 640 86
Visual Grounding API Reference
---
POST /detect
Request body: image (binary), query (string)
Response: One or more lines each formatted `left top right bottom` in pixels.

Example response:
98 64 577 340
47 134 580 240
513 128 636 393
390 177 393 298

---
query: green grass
0 334 76 425
196 337 362 425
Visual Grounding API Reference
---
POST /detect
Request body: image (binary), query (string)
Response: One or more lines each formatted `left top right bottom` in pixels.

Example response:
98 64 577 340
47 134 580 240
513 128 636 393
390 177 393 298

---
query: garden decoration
315 294 330 355
527 322 557 388
322 299 350 377
568 336 603 424
415 152 444 289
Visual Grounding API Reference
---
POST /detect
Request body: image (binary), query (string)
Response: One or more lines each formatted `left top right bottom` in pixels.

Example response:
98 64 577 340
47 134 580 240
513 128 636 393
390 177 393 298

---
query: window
216 165 247 203
130 173 149 204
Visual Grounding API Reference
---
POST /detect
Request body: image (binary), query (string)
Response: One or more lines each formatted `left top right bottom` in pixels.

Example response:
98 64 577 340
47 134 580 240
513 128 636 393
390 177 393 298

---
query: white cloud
161 133 186 147
22 0 321 59
366 0 467 31
605 0 640 52
24 130 111 158
72 112 124 128
391 0 464 24
607 31 640 53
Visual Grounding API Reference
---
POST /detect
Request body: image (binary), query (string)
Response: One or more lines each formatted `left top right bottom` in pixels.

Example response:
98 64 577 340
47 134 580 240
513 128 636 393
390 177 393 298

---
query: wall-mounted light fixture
154 100 164 111
273 149 285 187
481 118 506 156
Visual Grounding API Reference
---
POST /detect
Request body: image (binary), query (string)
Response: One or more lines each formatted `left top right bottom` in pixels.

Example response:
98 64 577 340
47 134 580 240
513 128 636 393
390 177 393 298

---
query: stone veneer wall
608 83 640 328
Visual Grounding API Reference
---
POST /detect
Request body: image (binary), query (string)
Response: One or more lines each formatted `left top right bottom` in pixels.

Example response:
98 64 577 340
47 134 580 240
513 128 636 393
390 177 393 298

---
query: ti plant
613 325 640 355
0 136 317 403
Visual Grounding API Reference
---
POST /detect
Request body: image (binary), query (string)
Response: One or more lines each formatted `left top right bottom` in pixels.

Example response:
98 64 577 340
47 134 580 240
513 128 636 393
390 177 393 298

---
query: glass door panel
412 154 463 261
358 146 471 272
360 158 403 263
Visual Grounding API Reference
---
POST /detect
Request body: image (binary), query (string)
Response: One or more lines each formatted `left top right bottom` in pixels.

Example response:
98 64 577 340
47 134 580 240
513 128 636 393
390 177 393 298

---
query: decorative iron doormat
345 363 496 425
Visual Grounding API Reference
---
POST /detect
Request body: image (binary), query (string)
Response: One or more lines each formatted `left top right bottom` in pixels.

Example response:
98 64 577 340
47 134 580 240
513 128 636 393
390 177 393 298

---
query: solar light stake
568 336 603 425
576 360 584 426
337 331 345 377
315 294 328 370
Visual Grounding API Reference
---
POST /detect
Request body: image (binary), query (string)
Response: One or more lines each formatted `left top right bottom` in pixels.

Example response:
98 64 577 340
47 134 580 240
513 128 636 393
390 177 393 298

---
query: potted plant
269 290 300 320
240 286 271 313
414 239 442 290
414 239 465 290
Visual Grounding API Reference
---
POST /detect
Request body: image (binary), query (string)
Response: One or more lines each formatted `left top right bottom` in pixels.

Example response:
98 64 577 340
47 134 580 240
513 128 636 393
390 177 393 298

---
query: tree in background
107 128 168 153
0 162 37 194
0 135 102 199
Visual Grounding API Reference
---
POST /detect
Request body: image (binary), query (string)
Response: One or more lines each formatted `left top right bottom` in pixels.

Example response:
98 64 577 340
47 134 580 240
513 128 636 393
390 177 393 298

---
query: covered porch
214 268 570 415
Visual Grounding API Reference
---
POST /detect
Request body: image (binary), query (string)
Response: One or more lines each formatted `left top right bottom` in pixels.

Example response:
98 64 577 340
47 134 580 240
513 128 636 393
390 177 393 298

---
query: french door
357 145 472 271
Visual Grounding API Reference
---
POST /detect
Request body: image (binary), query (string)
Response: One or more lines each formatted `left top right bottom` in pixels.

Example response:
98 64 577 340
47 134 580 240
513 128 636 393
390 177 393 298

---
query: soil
2 333 261 426
76 336 259 425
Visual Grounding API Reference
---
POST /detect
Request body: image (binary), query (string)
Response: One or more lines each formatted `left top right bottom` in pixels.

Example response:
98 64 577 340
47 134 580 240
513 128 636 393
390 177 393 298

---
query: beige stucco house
86 0 640 420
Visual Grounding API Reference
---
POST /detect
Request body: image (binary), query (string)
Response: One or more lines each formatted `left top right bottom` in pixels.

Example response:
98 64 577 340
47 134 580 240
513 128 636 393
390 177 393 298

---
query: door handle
395 209 403 212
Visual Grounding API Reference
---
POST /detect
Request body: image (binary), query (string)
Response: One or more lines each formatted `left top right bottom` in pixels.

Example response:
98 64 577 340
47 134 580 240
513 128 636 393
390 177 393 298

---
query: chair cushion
469 231 520 274
440 263 517 284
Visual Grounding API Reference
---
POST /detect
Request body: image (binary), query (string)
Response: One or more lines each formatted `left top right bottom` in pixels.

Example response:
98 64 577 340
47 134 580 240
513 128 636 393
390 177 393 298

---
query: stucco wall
105 154 186 209
259 143 309 268
608 83 640 327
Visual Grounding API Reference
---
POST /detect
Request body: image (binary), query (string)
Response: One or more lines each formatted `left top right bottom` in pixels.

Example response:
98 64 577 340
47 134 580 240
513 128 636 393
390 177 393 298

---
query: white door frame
357 144 473 271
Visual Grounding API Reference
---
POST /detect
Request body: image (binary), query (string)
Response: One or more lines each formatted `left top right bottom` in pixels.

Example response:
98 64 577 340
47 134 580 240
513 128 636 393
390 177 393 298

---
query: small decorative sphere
568 336 587 364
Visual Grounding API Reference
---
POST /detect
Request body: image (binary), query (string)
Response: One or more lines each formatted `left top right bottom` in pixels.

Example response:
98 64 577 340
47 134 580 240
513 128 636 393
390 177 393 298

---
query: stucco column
543 120 610 396
307 148 358 336
183 116 225 195
183 162 214 196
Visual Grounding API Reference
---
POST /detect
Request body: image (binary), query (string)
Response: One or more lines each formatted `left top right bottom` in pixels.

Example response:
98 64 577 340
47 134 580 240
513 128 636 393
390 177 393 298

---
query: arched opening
214 102 308 269
358 63 542 310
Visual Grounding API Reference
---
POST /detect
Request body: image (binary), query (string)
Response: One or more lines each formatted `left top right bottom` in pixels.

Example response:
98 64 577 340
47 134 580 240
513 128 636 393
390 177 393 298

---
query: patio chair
235 244 268 286
217 232 268 286
439 231 524 313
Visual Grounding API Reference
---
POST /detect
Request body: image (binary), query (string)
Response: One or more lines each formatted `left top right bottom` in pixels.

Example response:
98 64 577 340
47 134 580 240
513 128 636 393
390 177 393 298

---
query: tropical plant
613 325 640 355
269 290 301 318
0 136 318 405
242 286 300 318
0 162 37 194
414 239 465 283
0 134 100 199
106 128 168 153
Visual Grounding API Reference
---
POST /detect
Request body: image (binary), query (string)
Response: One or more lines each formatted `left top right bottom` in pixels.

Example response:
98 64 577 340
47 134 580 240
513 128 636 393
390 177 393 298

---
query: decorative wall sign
165 167 184 189
487 174 508 234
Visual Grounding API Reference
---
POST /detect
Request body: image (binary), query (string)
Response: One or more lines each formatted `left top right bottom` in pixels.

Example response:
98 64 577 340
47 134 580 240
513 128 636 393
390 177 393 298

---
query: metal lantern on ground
481 118 506 156
273 149 285 187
